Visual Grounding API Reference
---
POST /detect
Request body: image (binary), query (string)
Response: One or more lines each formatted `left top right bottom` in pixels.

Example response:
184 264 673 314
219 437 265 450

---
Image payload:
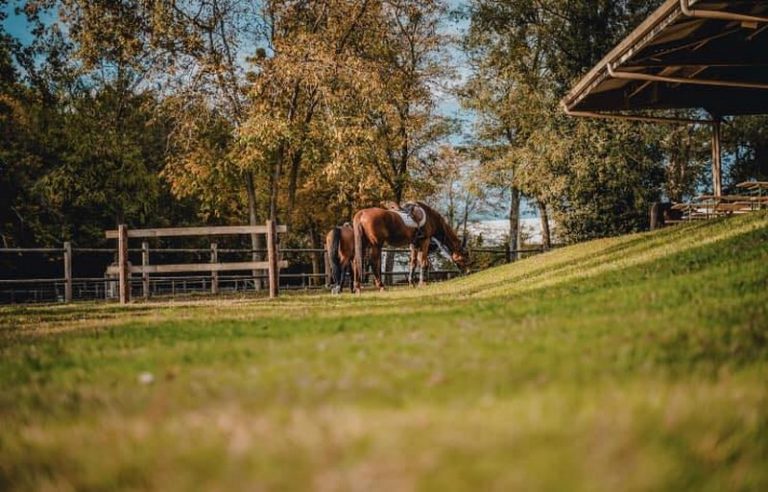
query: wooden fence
104 222 287 303
0 239 545 304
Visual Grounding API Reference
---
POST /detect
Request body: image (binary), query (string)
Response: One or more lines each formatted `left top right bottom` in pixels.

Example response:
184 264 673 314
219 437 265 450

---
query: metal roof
562 0 768 118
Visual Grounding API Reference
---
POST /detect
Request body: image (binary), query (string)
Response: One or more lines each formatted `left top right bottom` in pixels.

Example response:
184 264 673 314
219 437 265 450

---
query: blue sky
2 1 49 42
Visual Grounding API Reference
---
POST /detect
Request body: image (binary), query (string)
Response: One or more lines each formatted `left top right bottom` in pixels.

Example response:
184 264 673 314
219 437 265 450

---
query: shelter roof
562 0 768 117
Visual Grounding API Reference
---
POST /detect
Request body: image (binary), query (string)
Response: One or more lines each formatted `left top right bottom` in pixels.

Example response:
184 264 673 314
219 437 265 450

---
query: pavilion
562 0 768 197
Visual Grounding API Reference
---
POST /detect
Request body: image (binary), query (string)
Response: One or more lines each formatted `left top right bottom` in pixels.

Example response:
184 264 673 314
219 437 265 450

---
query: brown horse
352 202 469 293
325 223 355 294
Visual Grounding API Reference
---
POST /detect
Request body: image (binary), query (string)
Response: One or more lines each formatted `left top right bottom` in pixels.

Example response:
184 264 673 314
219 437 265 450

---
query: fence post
118 224 130 304
142 241 150 300
504 243 511 264
266 220 278 298
63 241 72 303
211 242 219 295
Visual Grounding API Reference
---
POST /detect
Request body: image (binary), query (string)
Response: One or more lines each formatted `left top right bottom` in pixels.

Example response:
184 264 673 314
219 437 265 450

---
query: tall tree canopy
462 0 673 243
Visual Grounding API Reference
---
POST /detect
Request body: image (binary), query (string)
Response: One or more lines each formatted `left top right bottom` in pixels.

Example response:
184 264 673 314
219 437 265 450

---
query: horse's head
451 249 470 273
452 235 470 274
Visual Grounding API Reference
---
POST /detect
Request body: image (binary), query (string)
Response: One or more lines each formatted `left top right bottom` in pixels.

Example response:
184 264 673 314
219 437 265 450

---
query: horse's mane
416 202 462 253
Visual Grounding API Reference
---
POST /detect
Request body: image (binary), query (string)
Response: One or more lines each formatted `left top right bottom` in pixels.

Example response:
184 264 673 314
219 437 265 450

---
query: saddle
383 201 427 243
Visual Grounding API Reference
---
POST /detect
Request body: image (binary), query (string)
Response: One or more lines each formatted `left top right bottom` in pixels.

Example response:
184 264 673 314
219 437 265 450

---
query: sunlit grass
1 213 767 491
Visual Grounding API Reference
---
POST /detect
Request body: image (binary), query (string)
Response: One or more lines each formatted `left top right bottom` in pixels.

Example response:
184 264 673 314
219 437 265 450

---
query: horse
352 201 469 293
325 223 355 294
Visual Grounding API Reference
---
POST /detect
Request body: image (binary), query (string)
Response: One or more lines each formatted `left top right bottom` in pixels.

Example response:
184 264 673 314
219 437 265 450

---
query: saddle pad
394 208 426 228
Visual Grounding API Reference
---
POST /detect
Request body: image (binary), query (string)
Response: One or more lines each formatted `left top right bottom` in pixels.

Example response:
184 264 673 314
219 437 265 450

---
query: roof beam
680 0 768 24
625 62 768 69
627 66 682 100
631 27 742 65
608 64 768 91
560 102 714 125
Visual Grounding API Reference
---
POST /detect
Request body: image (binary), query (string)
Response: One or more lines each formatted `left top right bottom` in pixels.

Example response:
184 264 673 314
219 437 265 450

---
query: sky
2 1 52 42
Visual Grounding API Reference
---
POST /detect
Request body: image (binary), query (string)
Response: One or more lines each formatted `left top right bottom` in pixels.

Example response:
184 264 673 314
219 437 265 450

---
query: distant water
385 217 552 272
466 218 552 246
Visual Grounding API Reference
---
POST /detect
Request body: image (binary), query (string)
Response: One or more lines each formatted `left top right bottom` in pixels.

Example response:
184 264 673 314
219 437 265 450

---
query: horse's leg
331 258 341 295
352 259 360 294
370 244 384 291
418 241 430 287
336 259 346 294
408 244 418 287
345 261 354 294
353 219 365 294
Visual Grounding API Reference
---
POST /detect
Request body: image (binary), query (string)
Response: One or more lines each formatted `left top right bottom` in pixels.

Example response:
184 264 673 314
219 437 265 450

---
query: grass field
1 213 767 491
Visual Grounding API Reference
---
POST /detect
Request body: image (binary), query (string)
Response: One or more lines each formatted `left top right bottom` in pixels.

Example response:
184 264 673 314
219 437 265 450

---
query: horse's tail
329 227 343 287
353 215 365 293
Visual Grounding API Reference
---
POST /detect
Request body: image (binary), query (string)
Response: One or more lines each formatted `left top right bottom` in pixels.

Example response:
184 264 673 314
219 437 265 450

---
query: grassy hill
1 212 767 491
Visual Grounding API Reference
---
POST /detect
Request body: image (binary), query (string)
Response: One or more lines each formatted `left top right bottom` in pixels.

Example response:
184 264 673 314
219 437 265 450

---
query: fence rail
1 239 545 304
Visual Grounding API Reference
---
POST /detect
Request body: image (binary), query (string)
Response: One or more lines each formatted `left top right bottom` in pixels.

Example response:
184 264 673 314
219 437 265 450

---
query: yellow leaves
237 111 289 163
0 94 33 130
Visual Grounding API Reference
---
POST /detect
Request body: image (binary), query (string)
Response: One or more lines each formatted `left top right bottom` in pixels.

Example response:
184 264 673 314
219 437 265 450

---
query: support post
650 202 660 231
266 220 278 298
118 224 130 304
211 242 219 295
142 241 150 300
63 241 72 303
712 119 722 197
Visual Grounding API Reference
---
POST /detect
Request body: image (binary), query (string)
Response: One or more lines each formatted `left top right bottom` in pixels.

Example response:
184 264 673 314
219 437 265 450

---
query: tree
1 1 205 248
463 0 670 243
725 116 768 187
362 0 453 204
0 13 40 246
36 85 167 235
426 145 488 239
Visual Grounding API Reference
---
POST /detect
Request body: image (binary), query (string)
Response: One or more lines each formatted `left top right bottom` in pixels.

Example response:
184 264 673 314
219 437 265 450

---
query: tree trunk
538 200 551 251
287 150 303 216
461 196 470 241
508 186 521 261
245 172 263 291
346 192 355 222
393 184 403 205
269 151 283 222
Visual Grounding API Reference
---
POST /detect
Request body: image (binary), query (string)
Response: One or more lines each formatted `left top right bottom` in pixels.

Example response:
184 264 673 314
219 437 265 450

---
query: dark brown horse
352 202 469 293
325 223 355 294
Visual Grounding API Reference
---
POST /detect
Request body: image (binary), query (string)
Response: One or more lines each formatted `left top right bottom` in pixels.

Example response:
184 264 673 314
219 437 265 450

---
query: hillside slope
1 213 767 491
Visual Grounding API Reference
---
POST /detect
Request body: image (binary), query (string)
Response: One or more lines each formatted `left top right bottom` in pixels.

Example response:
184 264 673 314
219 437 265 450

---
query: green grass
1 213 767 491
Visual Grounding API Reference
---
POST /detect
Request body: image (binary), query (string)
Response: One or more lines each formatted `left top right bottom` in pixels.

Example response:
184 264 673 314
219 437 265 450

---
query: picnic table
736 181 768 192
667 193 766 224
662 182 767 226
735 181 768 206
698 194 768 214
